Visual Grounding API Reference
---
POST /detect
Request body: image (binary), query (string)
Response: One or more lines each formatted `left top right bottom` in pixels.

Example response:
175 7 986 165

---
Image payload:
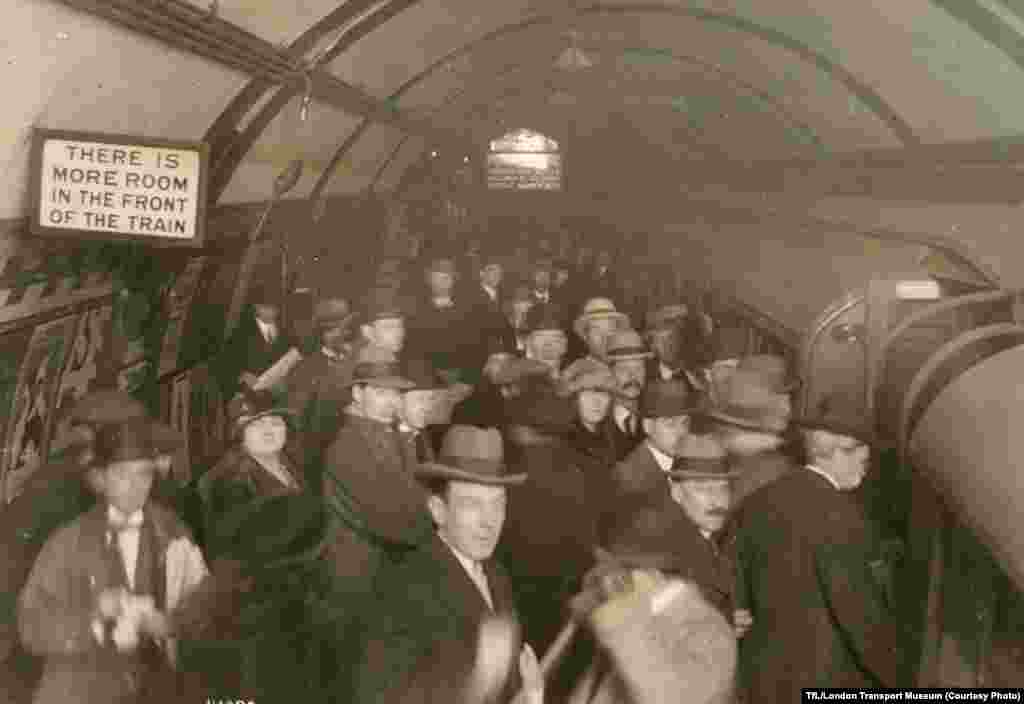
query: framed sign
29 128 208 247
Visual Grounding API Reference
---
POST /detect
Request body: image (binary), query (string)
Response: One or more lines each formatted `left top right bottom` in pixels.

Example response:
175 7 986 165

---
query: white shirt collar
659 362 676 381
806 464 841 490
321 346 344 361
255 318 276 340
398 422 416 435
438 533 494 609
534 290 550 302
482 284 498 300
613 403 633 432
433 297 453 308
646 442 674 473
107 505 144 527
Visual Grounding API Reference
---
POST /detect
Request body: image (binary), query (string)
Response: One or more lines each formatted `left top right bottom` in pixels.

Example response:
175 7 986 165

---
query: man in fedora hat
600 379 703 532
405 257 474 383
397 357 448 464
19 419 208 704
321 360 435 700
705 364 799 507
572 297 630 364
522 303 569 378
219 284 297 397
465 254 516 372
605 329 653 460
286 297 359 489
734 394 906 700
644 303 689 383
354 426 542 704
355 287 408 363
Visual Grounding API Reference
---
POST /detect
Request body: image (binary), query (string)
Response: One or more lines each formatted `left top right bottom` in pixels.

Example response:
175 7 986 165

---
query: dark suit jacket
735 468 906 700
598 442 671 544
355 534 519 704
605 407 645 462
218 313 295 396
465 285 517 369
405 298 476 377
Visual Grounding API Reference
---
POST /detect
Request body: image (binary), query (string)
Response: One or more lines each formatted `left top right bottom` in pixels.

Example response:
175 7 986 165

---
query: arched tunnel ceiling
8 0 1024 319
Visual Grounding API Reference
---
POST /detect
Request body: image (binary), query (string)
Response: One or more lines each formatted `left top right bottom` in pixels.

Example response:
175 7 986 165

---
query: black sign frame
28 128 209 248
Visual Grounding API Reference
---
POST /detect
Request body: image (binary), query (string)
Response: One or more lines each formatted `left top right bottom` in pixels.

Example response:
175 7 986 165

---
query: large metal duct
905 329 1024 588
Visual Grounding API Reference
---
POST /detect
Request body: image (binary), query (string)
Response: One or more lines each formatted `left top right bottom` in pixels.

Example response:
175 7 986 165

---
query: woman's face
242 415 288 456
577 389 612 427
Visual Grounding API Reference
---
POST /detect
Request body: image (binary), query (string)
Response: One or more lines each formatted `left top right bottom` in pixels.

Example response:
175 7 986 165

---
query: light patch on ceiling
622 47 675 65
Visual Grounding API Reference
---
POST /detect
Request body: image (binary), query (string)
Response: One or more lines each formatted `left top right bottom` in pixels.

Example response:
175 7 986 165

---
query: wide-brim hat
489 357 552 387
314 298 357 330
228 390 296 438
362 287 407 323
600 501 686 571
402 357 445 391
207 493 328 570
426 258 457 277
645 304 690 332
417 426 526 485
574 298 629 339
793 393 875 446
735 354 800 394
606 329 654 363
560 357 620 397
90 419 161 467
669 435 740 480
347 360 415 390
705 369 789 434
640 380 704 420
524 303 567 335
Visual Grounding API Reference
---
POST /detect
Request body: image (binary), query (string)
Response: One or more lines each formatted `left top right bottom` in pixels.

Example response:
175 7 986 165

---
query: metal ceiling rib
311 1 918 202
428 49 825 151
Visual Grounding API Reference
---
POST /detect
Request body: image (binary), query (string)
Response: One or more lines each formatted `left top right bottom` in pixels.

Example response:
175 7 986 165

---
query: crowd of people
2 238 908 704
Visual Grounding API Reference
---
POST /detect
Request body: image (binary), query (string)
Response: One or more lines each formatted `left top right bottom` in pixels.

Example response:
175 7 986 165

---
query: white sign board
30 129 208 247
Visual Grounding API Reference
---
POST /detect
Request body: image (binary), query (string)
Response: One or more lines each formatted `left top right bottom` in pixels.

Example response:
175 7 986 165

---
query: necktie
108 513 143 588
472 562 494 610
624 413 637 438
414 432 430 463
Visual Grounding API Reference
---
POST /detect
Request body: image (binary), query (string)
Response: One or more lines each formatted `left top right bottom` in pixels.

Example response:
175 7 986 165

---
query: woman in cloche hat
196 388 303 554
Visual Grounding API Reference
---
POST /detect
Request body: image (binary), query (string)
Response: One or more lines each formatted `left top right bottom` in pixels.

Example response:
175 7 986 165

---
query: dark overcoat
196 446 305 556
735 468 907 700
321 414 435 699
354 534 519 704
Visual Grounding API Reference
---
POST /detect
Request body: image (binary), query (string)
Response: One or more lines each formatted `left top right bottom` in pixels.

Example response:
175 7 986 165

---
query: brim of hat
316 312 358 328
347 376 416 390
793 416 875 445
237 408 297 428
705 409 779 432
668 469 742 481
607 351 654 362
600 548 679 572
573 311 629 338
416 461 527 485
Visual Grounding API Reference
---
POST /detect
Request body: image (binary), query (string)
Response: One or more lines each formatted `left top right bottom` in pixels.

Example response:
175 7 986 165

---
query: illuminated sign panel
487 129 561 191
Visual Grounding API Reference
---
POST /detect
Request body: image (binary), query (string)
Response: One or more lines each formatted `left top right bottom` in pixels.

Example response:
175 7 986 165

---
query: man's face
253 304 279 324
242 414 288 456
355 384 402 424
648 327 682 366
365 317 405 354
670 478 733 535
825 434 870 490
527 330 567 367
533 269 551 292
400 389 438 430
481 264 503 289
577 389 612 427
429 271 455 297
322 324 349 353
584 318 618 358
430 481 507 562
613 359 647 400
644 415 691 456
101 459 156 515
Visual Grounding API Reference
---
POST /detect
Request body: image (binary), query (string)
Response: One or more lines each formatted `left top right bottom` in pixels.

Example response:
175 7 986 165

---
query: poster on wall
50 305 114 457
28 128 208 247
2 314 78 501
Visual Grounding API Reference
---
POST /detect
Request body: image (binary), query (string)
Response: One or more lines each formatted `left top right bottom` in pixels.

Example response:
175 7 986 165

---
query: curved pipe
908 336 1024 588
